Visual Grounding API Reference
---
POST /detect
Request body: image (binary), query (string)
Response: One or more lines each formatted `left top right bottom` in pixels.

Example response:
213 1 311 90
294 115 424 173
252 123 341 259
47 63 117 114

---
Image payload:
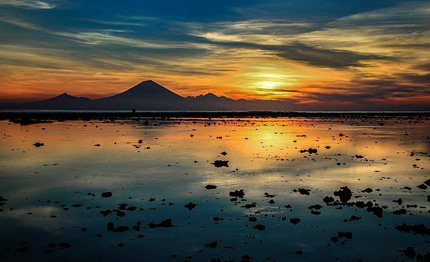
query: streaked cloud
0 0 428 109
0 0 55 9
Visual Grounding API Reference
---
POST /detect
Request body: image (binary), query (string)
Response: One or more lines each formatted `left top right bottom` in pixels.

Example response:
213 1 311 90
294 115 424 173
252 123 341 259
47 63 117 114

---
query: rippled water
0 117 429 261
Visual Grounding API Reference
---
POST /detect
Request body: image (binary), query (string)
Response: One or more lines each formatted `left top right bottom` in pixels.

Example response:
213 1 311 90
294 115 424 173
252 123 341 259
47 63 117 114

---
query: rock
213 160 229 167
361 188 373 193
58 242 71 249
394 224 430 236
417 184 428 190
101 192 112 198
0 196 7 202
253 224 266 230
400 247 416 259
393 198 403 205
367 206 383 218
323 196 335 203
295 188 311 195
249 217 257 222
300 148 317 154
308 204 322 210
205 241 218 248
220 151 227 156
184 202 197 210
416 253 430 262
205 185 217 190
264 193 275 198
290 218 300 225
242 202 257 208
229 189 245 198
334 186 352 203
33 142 44 147
393 209 407 215
337 232 352 239
148 219 173 228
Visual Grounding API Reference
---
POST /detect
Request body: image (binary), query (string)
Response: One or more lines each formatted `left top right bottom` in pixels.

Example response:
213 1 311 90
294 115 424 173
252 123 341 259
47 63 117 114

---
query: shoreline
1 111 430 121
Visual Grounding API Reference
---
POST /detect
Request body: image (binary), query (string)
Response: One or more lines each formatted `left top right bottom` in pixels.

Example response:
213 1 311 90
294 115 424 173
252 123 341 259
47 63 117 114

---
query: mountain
3 93 93 110
187 93 235 111
94 80 192 110
0 80 294 111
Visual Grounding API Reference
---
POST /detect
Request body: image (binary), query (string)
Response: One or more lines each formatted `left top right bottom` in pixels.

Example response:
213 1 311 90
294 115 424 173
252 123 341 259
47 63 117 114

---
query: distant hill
0 80 294 111
2 93 93 110
93 80 192 110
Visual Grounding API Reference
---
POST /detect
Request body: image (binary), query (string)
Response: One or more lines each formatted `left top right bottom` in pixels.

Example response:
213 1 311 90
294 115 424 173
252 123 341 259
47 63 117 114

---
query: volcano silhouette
94 80 191 110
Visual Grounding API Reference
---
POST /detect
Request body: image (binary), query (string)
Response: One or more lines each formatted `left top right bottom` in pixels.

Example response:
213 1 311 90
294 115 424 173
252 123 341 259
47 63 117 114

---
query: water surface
0 117 429 261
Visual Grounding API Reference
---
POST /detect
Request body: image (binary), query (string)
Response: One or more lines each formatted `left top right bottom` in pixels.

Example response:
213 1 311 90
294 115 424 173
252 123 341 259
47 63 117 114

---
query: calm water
0 117 429 261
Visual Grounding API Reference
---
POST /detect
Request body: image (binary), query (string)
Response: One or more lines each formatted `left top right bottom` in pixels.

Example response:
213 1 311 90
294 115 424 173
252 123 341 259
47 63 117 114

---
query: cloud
0 0 55 9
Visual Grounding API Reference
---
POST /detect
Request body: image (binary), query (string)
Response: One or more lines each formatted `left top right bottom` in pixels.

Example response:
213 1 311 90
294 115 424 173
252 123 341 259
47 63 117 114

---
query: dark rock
417 184 428 190
394 224 430 236
101 192 112 198
367 206 383 218
290 218 301 225
213 160 229 167
416 253 430 262
393 198 403 205
308 204 322 210
205 241 218 248
58 242 71 249
361 188 373 193
33 142 44 147
296 188 311 195
242 202 257 208
393 209 407 215
229 189 245 198
148 219 173 228
334 186 352 203
323 196 335 203
338 232 352 239
205 185 217 190
253 224 266 230
400 247 416 259
184 202 197 210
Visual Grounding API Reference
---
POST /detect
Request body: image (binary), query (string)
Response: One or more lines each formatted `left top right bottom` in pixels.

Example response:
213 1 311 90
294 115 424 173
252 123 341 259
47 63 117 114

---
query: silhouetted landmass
1 80 429 111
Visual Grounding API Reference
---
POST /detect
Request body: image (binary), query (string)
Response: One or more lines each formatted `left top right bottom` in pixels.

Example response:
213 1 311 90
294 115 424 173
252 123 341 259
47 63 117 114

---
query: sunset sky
0 0 429 109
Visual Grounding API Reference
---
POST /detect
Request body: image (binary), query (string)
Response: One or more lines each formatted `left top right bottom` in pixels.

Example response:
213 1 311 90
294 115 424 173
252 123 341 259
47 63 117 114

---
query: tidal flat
0 116 429 261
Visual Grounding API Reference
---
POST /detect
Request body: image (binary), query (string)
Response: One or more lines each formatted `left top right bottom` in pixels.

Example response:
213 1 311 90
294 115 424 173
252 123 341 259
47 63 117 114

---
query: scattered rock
290 218 300 225
229 189 245 198
148 219 173 228
184 202 197 210
334 186 352 203
213 160 229 167
101 192 112 198
253 224 266 230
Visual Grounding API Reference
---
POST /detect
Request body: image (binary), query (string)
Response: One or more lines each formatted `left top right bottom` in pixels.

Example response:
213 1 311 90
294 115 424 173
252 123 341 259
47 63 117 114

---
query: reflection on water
0 117 429 261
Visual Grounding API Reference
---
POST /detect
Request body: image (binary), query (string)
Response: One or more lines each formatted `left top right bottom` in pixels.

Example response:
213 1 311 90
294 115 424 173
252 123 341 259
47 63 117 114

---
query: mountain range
0 80 293 111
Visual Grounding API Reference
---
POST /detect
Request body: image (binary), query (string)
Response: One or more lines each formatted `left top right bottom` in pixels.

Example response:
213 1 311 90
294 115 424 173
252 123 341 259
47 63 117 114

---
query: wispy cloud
0 0 55 9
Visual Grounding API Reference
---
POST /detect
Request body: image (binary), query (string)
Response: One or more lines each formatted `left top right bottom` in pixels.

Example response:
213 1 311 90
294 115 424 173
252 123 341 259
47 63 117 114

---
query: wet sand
0 115 429 261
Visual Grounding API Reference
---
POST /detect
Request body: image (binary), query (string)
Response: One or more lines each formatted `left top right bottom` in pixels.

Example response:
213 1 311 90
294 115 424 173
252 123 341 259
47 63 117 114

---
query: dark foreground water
0 116 429 261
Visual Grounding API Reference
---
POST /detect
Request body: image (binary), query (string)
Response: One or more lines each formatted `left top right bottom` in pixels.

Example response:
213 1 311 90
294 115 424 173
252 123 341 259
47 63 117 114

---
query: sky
0 0 429 110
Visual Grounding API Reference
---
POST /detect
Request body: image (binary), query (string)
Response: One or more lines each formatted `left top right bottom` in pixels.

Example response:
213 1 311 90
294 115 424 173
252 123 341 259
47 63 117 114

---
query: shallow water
0 117 429 261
